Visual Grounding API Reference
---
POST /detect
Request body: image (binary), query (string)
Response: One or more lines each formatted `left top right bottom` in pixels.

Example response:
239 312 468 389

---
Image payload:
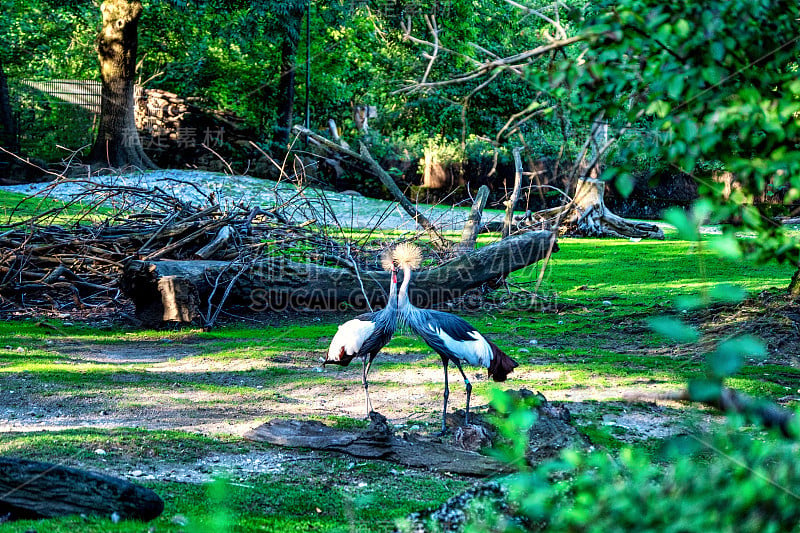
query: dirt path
2 337 698 440
0 331 725 487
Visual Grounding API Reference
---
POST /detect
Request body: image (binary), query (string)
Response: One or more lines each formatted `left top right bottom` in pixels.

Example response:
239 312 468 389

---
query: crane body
393 243 518 433
324 264 398 416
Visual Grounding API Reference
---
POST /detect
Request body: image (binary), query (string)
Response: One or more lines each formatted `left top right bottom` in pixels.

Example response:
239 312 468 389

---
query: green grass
0 189 114 226
1 197 797 530
0 437 468 532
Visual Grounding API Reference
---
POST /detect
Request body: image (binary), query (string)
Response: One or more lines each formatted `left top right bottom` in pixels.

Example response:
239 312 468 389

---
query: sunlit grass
0 189 112 226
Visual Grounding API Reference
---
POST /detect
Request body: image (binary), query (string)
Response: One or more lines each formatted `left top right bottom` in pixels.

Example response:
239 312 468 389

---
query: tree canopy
2 0 798 284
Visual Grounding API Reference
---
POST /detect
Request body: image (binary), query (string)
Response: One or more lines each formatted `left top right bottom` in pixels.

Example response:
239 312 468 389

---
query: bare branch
504 0 567 40
395 35 586 94
419 15 441 85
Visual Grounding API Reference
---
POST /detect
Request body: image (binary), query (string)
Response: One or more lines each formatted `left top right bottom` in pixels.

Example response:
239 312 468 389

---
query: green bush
490 423 800 533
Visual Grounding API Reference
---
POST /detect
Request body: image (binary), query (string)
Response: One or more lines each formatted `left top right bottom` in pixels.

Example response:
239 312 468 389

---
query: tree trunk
87 0 156 170
121 230 557 325
528 178 664 239
273 4 306 148
0 457 163 522
789 267 800 299
0 57 19 153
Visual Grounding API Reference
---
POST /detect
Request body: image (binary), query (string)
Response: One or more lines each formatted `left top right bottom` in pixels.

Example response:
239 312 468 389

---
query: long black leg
453 360 472 426
440 356 450 435
361 354 374 417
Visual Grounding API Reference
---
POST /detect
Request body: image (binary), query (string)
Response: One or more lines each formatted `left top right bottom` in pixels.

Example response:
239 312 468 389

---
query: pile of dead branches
0 169 557 326
0 180 382 319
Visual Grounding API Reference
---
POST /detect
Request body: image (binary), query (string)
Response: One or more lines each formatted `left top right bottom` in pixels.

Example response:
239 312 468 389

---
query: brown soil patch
693 290 800 366
54 339 202 364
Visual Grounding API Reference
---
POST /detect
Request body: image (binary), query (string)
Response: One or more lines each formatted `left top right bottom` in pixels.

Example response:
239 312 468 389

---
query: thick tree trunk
0 57 19 153
273 4 306 147
121 230 557 325
789 267 800 299
0 457 163 522
528 178 664 239
87 0 156 170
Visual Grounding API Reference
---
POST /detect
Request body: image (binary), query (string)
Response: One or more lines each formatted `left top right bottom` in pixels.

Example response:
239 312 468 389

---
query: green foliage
0 0 97 77
485 426 800 533
554 0 800 270
1 0 597 166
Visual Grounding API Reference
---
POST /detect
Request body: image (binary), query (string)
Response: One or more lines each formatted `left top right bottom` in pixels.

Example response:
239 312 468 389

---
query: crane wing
425 310 478 341
326 318 377 365
414 311 493 368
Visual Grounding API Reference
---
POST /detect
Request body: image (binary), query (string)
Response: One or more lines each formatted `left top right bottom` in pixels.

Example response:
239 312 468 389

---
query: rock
453 425 492 452
396 482 522 533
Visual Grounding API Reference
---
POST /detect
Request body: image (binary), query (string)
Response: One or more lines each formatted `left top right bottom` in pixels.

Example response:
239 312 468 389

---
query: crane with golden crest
392 243 519 434
324 251 398 417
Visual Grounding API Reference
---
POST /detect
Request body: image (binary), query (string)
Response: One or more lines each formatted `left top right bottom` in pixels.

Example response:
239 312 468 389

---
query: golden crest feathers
392 242 423 269
380 249 395 271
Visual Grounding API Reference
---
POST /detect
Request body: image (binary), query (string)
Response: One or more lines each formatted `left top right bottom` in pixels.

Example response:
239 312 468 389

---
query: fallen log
121 230 557 324
245 413 511 477
0 457 163 522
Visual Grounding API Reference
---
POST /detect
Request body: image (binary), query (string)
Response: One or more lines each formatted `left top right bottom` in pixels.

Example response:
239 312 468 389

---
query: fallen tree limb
121 230 557 324
246 392 587 476
502 148 523 238
292 125 446 246
0 457 163 522
625 385 799 439
457 185 490 253
194 225 233 259
245 413 511 477
357 142 447 247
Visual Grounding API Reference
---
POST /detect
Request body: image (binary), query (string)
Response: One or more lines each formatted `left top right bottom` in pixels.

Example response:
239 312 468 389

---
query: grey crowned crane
393 243 518 434
323 253 398 417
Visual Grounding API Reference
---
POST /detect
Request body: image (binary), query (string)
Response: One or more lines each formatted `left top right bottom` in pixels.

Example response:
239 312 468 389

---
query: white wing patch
434 326 492 368
327 319 376 360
